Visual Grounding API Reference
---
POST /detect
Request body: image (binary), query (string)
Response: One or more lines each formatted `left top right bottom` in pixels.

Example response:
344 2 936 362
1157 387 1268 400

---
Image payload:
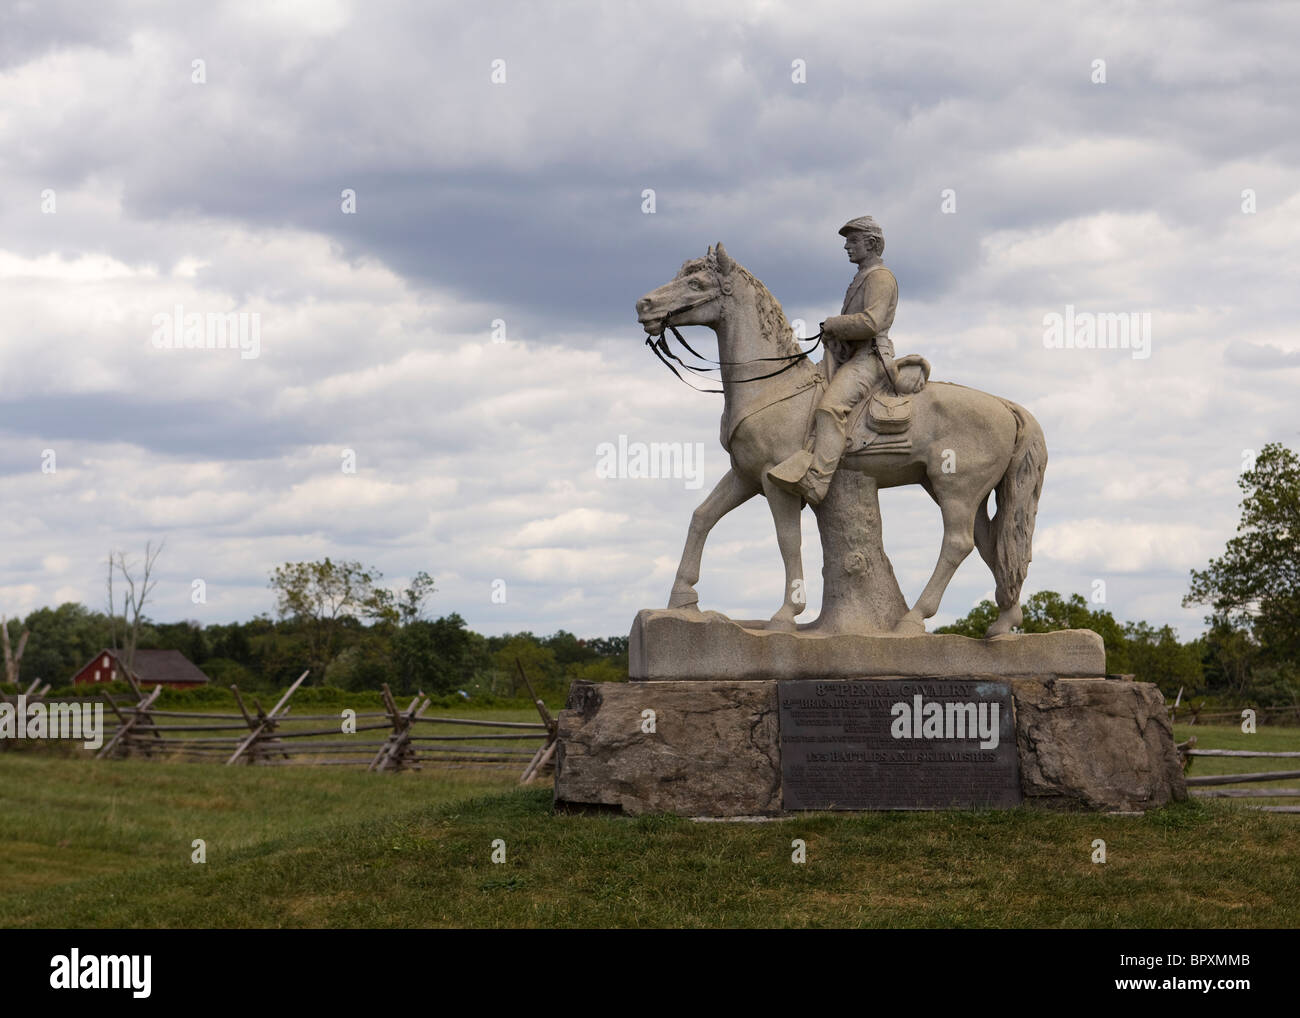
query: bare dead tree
1 615 29 687
106 552 119 653
109 539 165 675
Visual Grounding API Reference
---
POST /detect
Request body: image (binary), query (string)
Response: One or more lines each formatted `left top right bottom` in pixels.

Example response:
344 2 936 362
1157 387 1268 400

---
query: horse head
635 243 737 337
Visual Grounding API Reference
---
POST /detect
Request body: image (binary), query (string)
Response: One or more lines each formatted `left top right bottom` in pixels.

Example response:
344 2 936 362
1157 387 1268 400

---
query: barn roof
74 648 209 686
131 649 209 686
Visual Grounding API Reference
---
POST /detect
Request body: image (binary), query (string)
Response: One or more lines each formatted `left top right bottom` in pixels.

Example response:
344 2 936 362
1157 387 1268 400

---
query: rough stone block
553 680 780 817
1010 676 1187 812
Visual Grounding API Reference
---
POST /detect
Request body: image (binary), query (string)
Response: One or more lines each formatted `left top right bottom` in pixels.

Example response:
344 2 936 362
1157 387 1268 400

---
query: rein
645 313 823 395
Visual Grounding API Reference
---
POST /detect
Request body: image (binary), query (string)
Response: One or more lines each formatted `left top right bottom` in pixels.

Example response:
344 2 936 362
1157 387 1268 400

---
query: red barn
71 649 210 690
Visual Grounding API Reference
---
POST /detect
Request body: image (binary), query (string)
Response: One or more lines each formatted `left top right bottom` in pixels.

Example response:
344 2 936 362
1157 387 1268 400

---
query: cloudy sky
2 0 1297 641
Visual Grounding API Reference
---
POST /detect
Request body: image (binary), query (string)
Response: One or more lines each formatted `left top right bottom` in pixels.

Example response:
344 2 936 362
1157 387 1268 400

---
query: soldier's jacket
823 261 897 380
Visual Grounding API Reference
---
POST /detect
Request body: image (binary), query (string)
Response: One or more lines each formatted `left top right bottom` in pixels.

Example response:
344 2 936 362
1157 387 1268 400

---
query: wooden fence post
96 685 163 759
515 658 558 784
370 685 430 772
226 670 308 765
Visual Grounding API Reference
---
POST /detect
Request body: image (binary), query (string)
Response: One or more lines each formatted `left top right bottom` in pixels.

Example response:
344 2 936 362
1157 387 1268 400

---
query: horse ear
715 242 734 275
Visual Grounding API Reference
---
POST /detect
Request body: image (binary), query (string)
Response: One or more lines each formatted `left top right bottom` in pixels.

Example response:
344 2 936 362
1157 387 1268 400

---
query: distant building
71 649 210 690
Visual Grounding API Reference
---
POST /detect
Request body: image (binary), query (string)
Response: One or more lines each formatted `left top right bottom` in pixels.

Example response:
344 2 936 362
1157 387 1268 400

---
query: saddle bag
867 393 912 434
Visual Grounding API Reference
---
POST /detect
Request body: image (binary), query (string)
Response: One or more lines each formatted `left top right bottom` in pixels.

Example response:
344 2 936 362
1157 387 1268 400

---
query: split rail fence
1168 698 1300 726
0 677 51 702
89 663 557 783
1178 737 1300 814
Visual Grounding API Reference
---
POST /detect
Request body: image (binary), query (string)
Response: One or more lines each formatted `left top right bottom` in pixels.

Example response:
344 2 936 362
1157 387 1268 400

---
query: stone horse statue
635 243 1046 638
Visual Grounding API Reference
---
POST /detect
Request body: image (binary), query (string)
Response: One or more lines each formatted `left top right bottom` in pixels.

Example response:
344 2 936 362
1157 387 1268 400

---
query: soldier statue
768 215 900 506
635 219 1047 639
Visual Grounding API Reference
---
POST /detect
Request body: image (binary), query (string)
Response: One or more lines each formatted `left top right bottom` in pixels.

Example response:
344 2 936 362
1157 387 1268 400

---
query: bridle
643 270 823 395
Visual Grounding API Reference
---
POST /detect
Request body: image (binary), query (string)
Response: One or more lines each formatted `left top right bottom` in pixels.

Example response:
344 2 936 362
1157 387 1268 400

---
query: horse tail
983 400 1047 613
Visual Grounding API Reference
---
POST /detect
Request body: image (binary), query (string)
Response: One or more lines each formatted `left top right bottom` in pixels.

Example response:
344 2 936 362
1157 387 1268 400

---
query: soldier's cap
838 215 883 238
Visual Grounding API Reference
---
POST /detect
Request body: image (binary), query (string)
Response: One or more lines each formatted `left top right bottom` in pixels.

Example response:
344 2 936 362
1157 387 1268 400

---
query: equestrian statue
634 216 1046 638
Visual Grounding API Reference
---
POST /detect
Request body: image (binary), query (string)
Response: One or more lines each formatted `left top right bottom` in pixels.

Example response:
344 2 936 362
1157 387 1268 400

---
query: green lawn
0 717 1295 928
0 754 516 897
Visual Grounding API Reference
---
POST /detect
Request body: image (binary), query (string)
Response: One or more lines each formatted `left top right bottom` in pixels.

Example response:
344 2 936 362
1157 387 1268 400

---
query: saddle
844 354 931 455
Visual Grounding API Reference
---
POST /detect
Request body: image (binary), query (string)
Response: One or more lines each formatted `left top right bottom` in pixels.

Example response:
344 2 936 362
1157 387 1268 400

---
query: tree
323 636 395 692
566 658 626 684
107 539 165 674
146 619 208 662
397 571 436 625
19 603 113 687
935 590 1201 687
200 657 256 689
933 600 999 638
393 612 473 696
543 630 596 666
209 622 253 667
268 559 392 679
1 615 29 687
937 591 1122 643
493 636 562 696
1197 617 1256 698
1020 591 1128 667
588 635 629 658
1185 442 1300 666
1122 620 1204 697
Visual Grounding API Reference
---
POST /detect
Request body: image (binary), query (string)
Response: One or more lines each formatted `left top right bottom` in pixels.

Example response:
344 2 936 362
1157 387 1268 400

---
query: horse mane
676 255 799 356
732 264 800 357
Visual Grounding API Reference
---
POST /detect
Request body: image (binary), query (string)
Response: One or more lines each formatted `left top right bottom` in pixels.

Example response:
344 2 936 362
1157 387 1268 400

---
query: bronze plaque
780 679 1021 810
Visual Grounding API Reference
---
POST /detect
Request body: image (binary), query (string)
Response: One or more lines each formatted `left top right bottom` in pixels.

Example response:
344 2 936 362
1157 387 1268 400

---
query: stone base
553 677 1186 817
1012 676 1186 811
629 608 1107 680
554 680 780 817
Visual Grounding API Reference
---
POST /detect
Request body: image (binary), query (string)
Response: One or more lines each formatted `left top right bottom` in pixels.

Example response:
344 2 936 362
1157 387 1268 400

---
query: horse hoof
985 606 1022 637
892 613 926 636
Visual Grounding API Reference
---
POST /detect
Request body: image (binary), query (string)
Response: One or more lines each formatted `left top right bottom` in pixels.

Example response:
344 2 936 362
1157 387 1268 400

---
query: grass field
0 714 1296 928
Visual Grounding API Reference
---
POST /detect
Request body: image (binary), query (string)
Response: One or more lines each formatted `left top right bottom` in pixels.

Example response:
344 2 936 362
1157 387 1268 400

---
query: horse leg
760 474 806 631
973 491 995 571
986 601 1023 636
974 491 1025 636
894 495 978 635
668 467 759 610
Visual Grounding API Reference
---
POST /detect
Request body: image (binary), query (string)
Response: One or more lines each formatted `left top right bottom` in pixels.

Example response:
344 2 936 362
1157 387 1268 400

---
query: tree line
3 601 627 700
4 558 627 700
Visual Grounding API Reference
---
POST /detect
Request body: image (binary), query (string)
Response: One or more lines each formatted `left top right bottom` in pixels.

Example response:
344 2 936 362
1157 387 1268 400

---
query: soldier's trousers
809 342 891 483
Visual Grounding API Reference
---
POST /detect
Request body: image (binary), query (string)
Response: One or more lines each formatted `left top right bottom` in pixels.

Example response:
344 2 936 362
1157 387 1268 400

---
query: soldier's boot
767 410 845 508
